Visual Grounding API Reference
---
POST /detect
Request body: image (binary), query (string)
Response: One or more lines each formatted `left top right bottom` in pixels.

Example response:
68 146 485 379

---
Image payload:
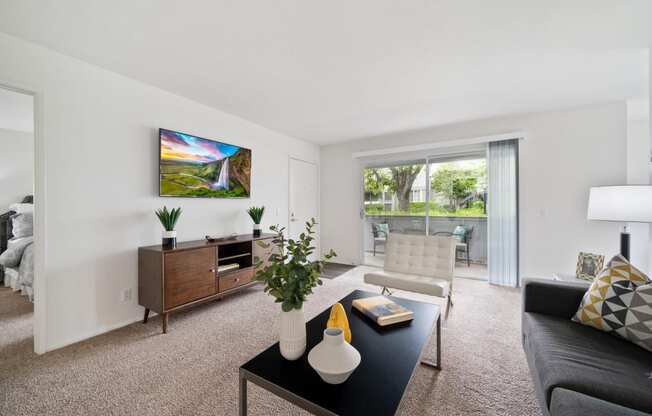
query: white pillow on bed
11 212 33 238
0 236 33 267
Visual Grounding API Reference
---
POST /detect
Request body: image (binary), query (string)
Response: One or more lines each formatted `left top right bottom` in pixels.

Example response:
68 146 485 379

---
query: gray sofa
522 278 652 416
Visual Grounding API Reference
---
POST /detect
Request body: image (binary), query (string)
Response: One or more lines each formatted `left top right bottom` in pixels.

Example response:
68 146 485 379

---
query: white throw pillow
11 212 33 238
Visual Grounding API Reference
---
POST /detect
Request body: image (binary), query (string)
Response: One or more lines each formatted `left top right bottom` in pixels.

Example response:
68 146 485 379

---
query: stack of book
352 296 413 326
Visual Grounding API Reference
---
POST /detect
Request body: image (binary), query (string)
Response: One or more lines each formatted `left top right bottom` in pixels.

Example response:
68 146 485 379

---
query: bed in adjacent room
0 196 35 301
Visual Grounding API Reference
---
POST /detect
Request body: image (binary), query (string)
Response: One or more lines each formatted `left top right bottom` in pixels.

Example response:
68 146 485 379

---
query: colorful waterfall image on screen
159 129 251 198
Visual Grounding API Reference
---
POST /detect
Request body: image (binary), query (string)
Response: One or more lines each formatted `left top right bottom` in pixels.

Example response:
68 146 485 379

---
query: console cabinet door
164 247 216 309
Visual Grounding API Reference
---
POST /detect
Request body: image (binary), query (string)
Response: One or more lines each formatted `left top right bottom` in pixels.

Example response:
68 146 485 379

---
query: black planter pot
162 231 177 249
253 224 261 237
162 237 177 249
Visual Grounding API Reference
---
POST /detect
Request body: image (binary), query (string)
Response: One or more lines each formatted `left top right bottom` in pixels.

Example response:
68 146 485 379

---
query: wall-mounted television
159 128 251 198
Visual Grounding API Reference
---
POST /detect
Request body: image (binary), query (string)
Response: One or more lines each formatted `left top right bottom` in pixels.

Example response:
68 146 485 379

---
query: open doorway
361 152 488 280
0 87 36 352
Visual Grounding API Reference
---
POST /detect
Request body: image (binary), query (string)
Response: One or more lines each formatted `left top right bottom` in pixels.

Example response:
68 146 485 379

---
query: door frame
0 81 47 354
288 156 320 255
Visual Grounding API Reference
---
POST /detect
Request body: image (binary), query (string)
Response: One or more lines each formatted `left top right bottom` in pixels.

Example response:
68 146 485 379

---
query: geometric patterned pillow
572 254 652 351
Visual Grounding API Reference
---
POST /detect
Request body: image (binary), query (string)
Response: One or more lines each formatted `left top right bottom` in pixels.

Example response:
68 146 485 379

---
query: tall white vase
279 307 306 360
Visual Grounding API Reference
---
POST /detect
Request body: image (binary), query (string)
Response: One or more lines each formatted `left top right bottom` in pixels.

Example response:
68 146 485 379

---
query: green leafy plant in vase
155 206 182 249
247 206 265 237
255 218 336 360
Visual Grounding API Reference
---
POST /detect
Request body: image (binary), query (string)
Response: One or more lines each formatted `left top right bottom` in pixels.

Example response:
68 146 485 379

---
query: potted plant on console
247 206 265 237
155 206 182 249
255 218 336 360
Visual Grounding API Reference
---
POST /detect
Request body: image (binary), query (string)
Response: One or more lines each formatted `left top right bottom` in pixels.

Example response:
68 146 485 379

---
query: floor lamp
587 185 652 261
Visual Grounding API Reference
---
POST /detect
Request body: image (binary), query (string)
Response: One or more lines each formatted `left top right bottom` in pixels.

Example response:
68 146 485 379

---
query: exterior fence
364 215 487 264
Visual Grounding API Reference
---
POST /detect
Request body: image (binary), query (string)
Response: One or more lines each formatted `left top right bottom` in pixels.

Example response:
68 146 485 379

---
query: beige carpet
0 267 541 416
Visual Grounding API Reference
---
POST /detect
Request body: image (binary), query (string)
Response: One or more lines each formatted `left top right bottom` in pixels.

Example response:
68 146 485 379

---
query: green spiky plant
155 206 182 231
247 206 265 224
255 218 336 312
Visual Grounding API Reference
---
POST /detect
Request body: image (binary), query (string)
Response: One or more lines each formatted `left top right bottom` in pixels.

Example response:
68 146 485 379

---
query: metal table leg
421 315 442 369
239 369 247 416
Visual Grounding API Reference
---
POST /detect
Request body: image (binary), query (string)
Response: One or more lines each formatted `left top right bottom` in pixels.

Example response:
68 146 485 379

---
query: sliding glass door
362 153 488 279
363 160 427 267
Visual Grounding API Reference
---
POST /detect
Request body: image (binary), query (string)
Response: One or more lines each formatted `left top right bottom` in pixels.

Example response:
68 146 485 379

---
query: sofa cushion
364 270 449 297
550 388 652 416
523 312 652 414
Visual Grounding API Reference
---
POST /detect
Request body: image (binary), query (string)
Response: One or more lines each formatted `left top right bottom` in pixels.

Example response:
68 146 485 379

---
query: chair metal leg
466 248 470 267
373 240 376 256
444 294 453 319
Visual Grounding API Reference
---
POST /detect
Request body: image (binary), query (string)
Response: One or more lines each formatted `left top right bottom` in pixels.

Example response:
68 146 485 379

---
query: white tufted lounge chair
364 233 457 317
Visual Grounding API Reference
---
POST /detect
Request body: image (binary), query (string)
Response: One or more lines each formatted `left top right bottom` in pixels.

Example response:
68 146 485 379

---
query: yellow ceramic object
327 302 352 343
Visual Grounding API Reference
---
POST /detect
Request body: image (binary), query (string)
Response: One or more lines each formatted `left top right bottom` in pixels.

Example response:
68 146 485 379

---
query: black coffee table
239 289 441 416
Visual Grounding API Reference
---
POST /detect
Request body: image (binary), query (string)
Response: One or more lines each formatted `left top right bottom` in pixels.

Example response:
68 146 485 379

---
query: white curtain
487 139 519 287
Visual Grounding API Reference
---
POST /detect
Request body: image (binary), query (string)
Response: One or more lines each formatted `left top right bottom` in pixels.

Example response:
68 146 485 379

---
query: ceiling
0 0 648 144
0 87 33 133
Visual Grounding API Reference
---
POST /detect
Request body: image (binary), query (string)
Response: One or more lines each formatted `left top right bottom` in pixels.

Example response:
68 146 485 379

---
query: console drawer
219 267 254 292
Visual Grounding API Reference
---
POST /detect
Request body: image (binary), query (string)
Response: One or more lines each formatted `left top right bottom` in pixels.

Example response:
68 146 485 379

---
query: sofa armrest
522 278 587 320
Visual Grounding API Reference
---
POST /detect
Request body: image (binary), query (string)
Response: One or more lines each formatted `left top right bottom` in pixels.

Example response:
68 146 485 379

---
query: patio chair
434 225 473 267
364 232 457 318
371 222 389 255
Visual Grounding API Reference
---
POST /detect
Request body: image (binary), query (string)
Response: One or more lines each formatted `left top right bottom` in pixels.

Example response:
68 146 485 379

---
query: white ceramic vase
253 223 261 237
279 307 306 360
308 327 361 384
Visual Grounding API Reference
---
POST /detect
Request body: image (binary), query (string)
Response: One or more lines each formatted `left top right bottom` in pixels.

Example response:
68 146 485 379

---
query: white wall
0 128 33 211
321 103 628 278
0 32 319 352
626 99 650 273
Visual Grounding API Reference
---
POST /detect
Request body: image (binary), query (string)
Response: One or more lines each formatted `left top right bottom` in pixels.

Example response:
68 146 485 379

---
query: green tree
363 168 391 197
431 165 477 210
389 165 423 211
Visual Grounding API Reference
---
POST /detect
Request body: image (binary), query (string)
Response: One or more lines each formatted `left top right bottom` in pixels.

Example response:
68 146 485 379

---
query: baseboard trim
44 310 157 353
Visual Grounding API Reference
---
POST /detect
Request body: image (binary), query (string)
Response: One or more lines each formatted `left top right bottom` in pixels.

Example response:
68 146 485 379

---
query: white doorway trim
288 157 320 255
0 81 46 354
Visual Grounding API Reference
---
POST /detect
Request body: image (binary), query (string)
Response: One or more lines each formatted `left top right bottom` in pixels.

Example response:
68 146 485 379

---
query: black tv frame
158 128 251 199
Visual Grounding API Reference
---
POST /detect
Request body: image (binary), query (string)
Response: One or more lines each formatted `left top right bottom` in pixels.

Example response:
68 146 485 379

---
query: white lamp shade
587 186 652 223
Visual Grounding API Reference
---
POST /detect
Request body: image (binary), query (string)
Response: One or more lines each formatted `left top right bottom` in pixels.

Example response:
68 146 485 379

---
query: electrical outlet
121 288 133 302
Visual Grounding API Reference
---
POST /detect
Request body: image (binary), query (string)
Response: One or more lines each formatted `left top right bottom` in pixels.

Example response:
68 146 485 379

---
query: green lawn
364 202 486 217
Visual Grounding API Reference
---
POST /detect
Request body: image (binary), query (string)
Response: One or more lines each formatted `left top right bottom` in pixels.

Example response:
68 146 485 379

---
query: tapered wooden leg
143 308 150 324
162 313 168 334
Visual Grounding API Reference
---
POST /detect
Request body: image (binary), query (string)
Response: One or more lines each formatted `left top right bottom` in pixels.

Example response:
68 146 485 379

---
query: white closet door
289 158 319 257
